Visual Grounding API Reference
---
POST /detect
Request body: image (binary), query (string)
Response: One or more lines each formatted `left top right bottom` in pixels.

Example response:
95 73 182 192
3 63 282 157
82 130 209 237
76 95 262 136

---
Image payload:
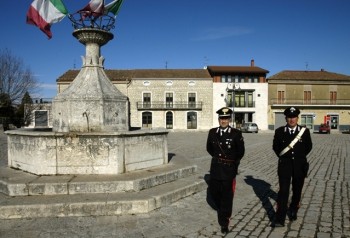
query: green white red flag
78 0 105 18
105 0 124 16
26 0 68 39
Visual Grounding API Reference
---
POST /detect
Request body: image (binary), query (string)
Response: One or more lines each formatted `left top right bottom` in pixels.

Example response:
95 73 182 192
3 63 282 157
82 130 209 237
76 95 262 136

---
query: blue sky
1 0 350 99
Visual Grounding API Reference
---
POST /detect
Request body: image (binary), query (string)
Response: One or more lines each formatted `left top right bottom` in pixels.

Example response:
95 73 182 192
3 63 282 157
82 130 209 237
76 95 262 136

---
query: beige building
268 69 350 132
26 66 350 133
57 69 213 130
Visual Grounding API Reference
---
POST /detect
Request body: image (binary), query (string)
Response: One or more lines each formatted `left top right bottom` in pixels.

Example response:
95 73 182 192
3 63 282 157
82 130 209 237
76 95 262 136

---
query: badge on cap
216 107 233 117
284 106 300 117
222 108 229 115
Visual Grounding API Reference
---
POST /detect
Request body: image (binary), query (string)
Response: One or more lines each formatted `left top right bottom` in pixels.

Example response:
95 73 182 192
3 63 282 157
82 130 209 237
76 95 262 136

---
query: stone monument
5 8 169 175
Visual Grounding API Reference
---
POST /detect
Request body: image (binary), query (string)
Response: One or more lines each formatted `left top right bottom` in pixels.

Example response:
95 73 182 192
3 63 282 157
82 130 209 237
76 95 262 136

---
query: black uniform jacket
206 126 245 180
273 125 313 178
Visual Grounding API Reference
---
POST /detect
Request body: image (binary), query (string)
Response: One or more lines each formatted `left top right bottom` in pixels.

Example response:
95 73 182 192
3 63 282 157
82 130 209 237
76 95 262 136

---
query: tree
0 48 38 106
15 91 34 127
0 92 14 129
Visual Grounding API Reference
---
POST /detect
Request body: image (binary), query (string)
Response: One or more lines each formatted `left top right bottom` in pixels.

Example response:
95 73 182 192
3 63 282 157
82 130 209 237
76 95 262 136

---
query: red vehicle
319 123 330 134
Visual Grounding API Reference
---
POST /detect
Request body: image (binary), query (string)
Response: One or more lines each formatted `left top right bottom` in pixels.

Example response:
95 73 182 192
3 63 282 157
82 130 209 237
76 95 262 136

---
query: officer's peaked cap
284 106 300 118
216 107 233 118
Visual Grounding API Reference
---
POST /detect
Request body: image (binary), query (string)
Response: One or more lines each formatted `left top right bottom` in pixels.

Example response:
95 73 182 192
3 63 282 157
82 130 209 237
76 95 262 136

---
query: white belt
279 127 306 156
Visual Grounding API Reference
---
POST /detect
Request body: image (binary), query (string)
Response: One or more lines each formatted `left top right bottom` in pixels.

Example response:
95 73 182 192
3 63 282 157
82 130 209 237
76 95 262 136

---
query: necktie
290 129 294 135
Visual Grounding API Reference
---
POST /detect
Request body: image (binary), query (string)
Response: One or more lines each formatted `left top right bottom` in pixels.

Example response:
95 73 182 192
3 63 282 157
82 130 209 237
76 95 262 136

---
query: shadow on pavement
244 175 277 222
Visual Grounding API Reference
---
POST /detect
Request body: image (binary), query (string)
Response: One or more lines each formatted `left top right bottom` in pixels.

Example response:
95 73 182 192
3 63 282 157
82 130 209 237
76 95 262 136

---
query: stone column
52 28 129 132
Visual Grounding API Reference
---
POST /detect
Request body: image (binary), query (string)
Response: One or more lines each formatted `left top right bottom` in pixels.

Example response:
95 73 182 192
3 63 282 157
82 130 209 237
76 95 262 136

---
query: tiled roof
57 69 212 82
267 70 350 81
206 66 269 74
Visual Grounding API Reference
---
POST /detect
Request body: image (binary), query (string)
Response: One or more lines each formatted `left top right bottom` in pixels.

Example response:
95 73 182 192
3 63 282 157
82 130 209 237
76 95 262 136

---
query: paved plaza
0 130 349 238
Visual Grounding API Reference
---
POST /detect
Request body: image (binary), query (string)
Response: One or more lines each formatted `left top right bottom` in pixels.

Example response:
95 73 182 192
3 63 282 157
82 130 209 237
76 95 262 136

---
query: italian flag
78 0 105 18
105 0 124 16
26 0 68 39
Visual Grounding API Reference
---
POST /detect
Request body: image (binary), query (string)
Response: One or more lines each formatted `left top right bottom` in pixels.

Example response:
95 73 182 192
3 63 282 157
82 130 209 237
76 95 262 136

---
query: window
143 93 151 108
304 91 311 104
187 112 197 129
221 75 226 82
166 111 173 129
300 115 313 130
227 91 254 108
188 93 196 108
166 92 173 108
235 91 245 107
221 75 232 83
247 92 254 107
142 112 152 128
277 91 285 104
34 110 48 127
227 93 233 107
329 115 338 129
330 91 337 105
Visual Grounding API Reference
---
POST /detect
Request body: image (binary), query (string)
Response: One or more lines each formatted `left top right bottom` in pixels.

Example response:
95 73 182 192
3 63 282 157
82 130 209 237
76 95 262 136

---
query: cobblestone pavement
0 131 349 238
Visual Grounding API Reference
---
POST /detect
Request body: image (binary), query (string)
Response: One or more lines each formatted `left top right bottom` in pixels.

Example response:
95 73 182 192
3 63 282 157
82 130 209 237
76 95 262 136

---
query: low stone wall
5 129 168 175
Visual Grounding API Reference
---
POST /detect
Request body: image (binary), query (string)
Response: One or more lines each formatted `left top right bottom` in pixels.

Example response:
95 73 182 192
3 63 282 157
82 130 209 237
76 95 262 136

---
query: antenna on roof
204 56 209 69
165 61 168 69
73 59 76 69
305 62 309 71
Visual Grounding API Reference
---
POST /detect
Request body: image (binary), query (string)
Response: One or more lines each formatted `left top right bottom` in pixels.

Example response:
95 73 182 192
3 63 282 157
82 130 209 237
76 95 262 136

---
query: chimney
251 59 255 67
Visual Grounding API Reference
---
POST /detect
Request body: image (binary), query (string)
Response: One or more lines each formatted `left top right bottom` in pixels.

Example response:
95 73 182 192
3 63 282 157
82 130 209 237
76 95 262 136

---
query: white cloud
38 83 57 90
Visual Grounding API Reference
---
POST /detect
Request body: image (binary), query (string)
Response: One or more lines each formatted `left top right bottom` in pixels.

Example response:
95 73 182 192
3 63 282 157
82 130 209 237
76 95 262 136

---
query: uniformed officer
206 107 245 234
272 106 313 227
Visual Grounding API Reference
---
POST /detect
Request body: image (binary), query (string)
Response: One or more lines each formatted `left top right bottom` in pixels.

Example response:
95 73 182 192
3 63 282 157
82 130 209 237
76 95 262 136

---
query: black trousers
209 178 236 227
276 175 305 223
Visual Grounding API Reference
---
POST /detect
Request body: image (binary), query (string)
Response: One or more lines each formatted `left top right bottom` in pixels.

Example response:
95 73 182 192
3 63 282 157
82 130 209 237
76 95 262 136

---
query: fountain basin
5 129 168 175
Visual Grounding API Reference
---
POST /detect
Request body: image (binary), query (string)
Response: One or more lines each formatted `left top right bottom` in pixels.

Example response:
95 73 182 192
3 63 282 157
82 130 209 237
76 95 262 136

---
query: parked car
240 122 259 133
319 123 330 134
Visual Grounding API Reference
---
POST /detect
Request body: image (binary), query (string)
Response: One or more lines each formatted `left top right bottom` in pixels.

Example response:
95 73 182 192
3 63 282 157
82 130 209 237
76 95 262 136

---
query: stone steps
0 164 197 196
0 163 207 219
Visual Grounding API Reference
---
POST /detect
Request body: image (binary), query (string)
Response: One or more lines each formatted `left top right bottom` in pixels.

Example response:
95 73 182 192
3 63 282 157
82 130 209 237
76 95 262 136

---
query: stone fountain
5 12 168 175
1 10 204 220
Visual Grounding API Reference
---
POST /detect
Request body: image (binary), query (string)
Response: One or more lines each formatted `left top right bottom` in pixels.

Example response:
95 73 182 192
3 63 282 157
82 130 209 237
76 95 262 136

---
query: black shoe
290 210 297 221
271 221 285 228
221 226 229 234
288 210 298 221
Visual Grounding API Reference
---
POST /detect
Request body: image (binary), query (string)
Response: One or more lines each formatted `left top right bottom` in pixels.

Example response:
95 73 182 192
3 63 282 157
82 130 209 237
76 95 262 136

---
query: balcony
270 99 350 108
137 101 203 111
227 101 255 108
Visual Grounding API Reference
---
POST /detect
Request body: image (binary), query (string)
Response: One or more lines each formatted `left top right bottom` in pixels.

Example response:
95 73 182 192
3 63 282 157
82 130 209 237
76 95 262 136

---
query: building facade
268 69 350 132
57 69 213 131
207 60 269 130
26 66 350 133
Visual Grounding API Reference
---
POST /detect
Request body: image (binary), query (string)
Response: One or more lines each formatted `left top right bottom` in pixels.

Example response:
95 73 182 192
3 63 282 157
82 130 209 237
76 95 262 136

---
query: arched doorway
166 111 173 129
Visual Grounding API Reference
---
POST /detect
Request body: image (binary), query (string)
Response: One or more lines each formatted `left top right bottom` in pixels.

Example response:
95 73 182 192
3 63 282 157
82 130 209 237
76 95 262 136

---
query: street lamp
226 83 240 128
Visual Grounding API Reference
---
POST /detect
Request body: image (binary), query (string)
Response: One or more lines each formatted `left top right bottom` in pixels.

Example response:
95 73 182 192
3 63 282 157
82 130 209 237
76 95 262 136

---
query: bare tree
0 48 38 106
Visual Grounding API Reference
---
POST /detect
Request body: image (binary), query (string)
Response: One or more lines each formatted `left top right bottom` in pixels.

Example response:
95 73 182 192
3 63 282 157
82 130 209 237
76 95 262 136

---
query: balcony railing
227 101 255 108
137 101 203 110
270 99 350 106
